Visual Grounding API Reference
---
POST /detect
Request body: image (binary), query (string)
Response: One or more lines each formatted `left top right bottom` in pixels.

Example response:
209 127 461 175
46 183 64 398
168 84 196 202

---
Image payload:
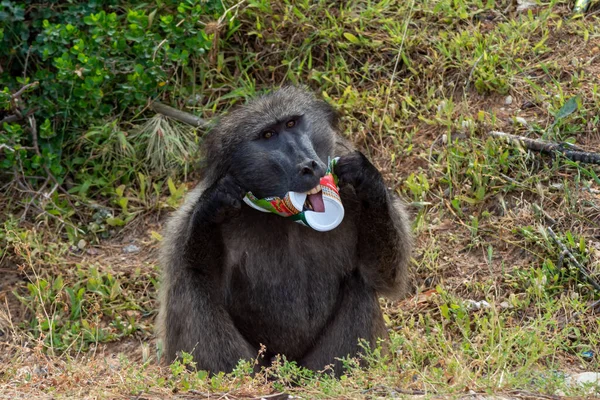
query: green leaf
440 304 450 319
555 96 579 121
115 184 126 198
52 276 64 292
343 32 360 44
150 231 163 241
167 177 177 196
106 217 125 226
39 118 55 139
118 197 128 213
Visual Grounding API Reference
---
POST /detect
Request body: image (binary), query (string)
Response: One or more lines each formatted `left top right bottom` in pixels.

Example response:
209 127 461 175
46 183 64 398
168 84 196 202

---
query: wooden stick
149 101 209 128
489 131 600 165
12 81 39 99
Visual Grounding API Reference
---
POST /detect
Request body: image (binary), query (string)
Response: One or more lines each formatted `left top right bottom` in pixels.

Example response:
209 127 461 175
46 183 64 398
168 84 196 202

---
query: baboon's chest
220 208 358 356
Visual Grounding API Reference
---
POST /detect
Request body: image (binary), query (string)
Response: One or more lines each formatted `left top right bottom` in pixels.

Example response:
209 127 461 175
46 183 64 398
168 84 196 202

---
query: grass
1 0 600 398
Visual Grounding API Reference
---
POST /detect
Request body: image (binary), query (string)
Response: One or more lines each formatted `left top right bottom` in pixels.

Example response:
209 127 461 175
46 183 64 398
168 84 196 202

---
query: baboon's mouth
304 185 325 213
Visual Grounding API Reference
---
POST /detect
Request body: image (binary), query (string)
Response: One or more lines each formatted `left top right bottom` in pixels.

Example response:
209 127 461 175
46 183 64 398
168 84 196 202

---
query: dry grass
1 0 600 398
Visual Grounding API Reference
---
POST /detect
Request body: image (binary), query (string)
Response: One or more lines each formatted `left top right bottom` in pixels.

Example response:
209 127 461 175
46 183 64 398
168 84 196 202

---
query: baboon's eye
286 119 296 128
262 130 275 139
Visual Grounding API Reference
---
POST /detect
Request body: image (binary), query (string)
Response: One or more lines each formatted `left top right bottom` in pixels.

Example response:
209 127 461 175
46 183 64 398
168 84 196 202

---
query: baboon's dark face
230 113 332 199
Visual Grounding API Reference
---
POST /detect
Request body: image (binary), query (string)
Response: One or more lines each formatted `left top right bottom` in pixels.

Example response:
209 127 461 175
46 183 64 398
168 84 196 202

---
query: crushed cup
243 157 345 232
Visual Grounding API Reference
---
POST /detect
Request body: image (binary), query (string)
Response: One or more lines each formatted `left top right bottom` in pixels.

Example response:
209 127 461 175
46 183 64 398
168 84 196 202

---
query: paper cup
287 174 344 232
242 156 344 232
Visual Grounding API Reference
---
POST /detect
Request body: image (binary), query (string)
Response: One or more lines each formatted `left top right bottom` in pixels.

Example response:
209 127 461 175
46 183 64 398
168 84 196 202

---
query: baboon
156 86 412 376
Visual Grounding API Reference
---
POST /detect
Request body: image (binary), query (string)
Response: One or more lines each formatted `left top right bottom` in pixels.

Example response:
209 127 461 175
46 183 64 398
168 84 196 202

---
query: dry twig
149 101 209 128
489 131 600 165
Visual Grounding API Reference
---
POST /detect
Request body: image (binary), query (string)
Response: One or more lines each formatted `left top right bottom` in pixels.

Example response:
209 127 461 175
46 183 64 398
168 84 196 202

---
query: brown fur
156 86 412 376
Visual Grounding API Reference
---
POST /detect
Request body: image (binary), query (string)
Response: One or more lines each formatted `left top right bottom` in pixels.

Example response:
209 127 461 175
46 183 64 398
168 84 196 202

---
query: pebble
465 300 491 311
123 244 140 254
566 372 600 394
513 117 528 126
33 365 48 377
516 0 537 12
437 100 447 113
77 239 87 250
521 100 535 109
504 95 513 105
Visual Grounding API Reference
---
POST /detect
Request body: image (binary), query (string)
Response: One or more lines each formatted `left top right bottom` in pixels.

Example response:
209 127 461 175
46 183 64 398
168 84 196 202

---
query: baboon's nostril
299 159 318 175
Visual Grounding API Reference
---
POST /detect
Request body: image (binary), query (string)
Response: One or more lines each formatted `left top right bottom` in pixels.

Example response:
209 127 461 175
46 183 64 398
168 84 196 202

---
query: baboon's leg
299 272 388 377
162 269 259 373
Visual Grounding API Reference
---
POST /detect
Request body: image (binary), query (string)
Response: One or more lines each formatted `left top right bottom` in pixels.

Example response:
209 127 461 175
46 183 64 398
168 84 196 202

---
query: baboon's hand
196 175 246 224
334 151 387 207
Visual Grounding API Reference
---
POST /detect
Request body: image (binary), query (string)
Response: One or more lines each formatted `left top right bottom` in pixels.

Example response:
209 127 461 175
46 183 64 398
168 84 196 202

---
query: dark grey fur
156 86 412 376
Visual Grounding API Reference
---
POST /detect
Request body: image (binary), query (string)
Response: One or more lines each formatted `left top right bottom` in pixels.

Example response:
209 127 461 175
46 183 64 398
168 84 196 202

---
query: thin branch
12 81 39 100
1 115 21 125
0 144 16 152
547 227 600 292
23 46 32 80
0 108 38 125
149 101 209 128
20 176 50 221
28 115 41 158
250 393 290 400
489 131 600 165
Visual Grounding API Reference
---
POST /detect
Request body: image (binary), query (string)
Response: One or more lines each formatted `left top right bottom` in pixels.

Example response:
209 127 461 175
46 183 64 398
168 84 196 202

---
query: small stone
461 120 474 131
504 95 513 105
516 0 537 12
521 100 535 109
437 100 447 113
592 47 600 55
33 365 48 377
123 244 140 254
500 301 510 309
513 117 528 126
566 372 600 393
441 134 448 144
77 239 87 250
466 300 491 311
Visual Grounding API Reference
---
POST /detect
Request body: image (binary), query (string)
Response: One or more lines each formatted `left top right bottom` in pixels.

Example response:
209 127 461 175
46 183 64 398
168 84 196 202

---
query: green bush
0 0 224 184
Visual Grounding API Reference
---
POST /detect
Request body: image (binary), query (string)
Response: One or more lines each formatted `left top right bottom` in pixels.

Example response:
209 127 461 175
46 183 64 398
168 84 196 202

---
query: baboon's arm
333 150 412 299
355 193 411 299
159 184 257 371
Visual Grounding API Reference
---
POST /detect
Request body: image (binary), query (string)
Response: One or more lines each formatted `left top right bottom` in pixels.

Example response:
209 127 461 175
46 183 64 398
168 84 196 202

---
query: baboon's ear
319 99 341 130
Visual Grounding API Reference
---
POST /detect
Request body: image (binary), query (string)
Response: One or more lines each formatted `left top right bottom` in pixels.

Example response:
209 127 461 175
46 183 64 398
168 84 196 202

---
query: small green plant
0 0 222 184
129 115 199 177
13 262 155 354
